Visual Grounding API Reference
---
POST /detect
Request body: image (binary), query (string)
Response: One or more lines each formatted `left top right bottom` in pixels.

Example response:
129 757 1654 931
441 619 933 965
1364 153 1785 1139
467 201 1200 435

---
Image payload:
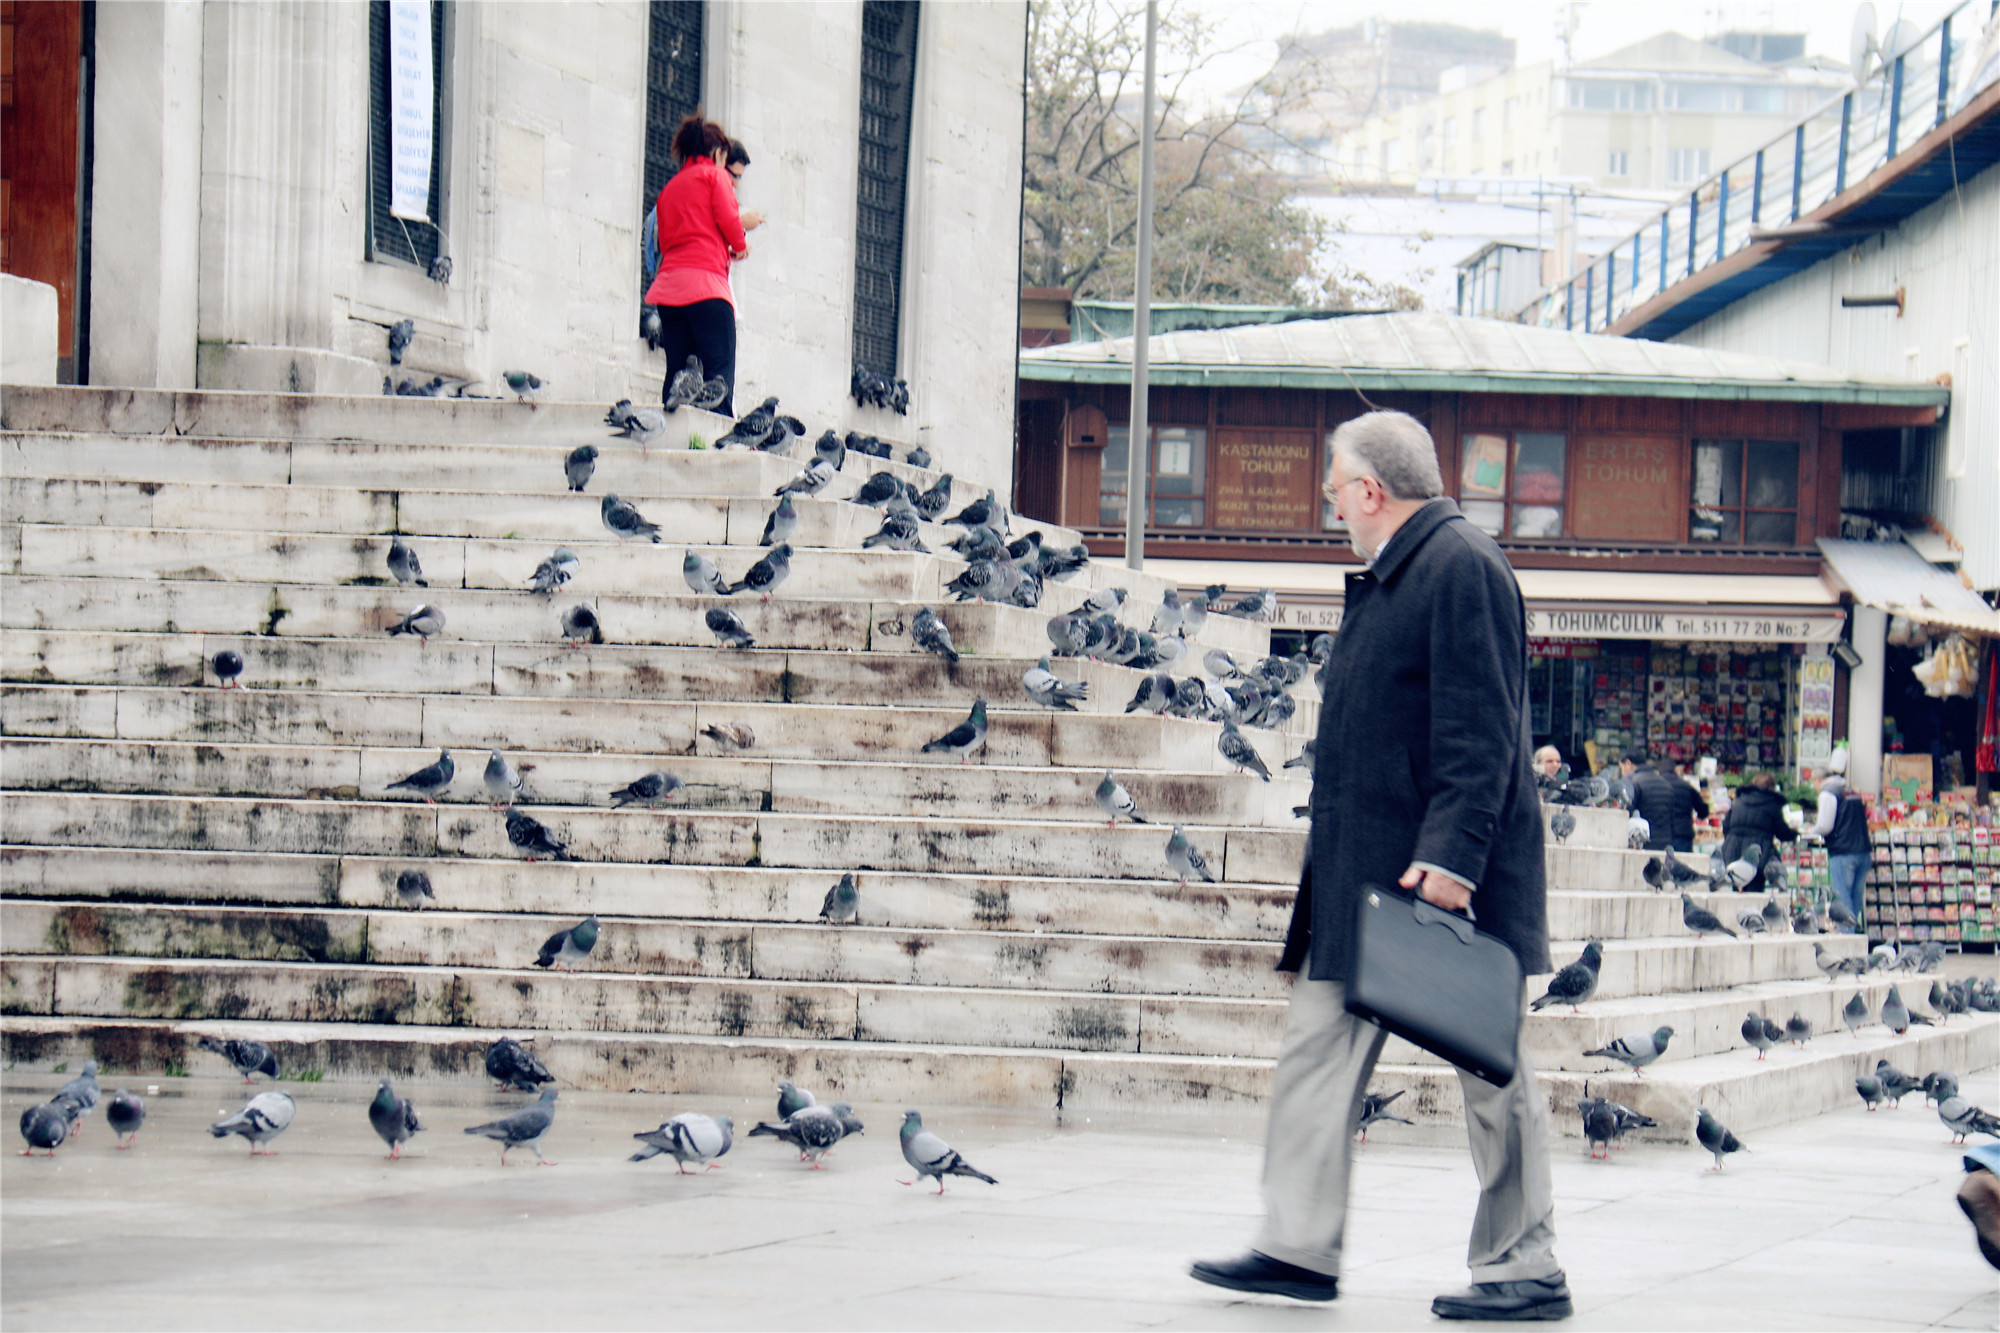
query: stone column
1847 605 1888 795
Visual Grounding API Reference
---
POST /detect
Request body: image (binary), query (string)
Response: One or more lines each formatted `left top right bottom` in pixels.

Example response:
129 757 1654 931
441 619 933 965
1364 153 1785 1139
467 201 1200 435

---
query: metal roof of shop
1816 538 2000 635
1018 312 1951 406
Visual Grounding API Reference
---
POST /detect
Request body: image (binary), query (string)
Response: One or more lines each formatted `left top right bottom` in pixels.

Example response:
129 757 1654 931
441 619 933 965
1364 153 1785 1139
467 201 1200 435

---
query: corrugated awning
1816 538 2000 636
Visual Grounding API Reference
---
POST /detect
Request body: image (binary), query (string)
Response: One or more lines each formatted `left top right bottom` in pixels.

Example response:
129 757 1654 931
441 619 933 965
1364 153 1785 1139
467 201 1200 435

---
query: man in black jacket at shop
1630 756 1708 853
1720 772 1797 893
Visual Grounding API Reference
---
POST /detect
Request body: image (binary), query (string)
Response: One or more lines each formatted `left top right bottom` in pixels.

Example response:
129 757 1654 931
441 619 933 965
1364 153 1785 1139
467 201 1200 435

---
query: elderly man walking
1190 411 1568 1321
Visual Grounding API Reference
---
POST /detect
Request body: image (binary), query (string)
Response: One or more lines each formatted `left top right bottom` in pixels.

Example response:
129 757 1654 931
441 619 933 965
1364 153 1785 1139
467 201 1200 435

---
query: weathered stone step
1538 803 1630 852
0 792 1303 882
1530 932 1866 1003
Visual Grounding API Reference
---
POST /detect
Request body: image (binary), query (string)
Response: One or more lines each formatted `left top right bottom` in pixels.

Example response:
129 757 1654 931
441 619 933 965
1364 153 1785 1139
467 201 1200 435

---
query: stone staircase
2 385 1992 1142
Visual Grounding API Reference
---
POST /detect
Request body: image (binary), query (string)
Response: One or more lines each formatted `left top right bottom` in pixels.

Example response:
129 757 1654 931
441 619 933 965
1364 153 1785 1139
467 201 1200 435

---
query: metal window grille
643 2 705 210
851 0 919 377
367 1 448 269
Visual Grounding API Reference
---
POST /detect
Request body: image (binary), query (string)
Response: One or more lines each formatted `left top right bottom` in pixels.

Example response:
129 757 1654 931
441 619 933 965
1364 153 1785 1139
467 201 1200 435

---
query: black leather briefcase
1344 884 1523 1087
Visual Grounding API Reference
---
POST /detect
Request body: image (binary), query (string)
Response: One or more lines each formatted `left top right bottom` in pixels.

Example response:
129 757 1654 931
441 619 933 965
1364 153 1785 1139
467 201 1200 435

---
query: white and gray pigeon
484 750 524 808
1939 1096 2000 1144
601 494 662 543
726 544 791 601
1530 941 1603 1012
386 603 445 643
1283 741 1317 772
919 699 987 764
1125 672 1175 715
898 1109 998 1193
534 916 600 971
1202 648 1240 680
774 460 834 498
1023 657 1088 711
561 603 603 647
396 868 435 910
565 444 599 492
661 356 705 412
684 549 726 596
53 1061 100 1138
611 408 668 453
387 536 427 587
502 370 545 406
1150 589 1184 636
368 1077 424 1159
106 1089 145 1149
705 608 755 650
464 1088 559 1165
611 771 684 810
820 873 860 924
1083 586 1127 615
910 607 960 664
209 1091 296 1155
1095 772 1146 827
862 508 927 553
1695 1106 1746 1170
749 1104 845 1167
528 547 580 595
1583 1025 1674 1076
387 749 453 803
1218 721 1272 781
631 1112 733 1171
760 495 799 547
1166 825 1217 886
198 1036 281 1082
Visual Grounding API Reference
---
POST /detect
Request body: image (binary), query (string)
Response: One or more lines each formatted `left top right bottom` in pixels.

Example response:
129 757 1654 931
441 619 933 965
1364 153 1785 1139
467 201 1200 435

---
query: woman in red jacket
646 114 750 416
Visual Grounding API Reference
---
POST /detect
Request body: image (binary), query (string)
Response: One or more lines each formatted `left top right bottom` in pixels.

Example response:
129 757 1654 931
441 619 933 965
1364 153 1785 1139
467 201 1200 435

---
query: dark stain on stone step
1054 1005 1129 1051
971 888 1011 925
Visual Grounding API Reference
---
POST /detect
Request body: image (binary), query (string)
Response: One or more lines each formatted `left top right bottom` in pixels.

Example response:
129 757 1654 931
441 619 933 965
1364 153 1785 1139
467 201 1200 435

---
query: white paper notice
388 0 434 222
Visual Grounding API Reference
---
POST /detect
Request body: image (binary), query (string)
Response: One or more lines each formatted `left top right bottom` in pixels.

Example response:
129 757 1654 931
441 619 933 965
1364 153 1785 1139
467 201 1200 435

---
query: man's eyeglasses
1321 474 1372 506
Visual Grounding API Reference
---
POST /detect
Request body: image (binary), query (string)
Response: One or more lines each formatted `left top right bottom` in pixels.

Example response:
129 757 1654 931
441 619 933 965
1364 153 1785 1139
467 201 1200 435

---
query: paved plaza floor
2 1066 1995 1331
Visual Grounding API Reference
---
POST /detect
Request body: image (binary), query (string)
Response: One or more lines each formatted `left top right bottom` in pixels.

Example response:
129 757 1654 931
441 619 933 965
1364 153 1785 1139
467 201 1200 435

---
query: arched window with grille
852 1 919 379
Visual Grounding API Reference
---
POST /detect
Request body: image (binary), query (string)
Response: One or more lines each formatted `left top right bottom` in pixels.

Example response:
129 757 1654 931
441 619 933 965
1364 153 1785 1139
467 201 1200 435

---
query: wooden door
1 0 84 378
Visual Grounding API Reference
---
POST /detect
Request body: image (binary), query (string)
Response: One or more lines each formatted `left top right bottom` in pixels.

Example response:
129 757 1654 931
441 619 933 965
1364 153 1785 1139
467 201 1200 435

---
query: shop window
1101 426 1206 528
1459 432 1566 539
1690 439 1798 545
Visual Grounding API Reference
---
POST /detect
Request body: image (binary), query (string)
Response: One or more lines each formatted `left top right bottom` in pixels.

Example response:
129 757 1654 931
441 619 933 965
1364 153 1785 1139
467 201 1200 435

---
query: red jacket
645 157 747 308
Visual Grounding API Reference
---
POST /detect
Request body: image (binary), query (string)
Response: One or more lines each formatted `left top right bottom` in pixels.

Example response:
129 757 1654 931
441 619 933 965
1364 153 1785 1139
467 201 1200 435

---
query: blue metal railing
1534 0 1984 334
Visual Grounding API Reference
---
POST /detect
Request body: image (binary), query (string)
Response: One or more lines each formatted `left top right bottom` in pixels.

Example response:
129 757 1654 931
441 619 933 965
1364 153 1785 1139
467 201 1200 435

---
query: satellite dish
1882 18 1923 61
1849 2 1878 84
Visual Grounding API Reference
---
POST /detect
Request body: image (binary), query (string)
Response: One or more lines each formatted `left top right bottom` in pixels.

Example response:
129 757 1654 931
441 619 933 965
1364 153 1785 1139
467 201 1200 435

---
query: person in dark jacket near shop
1189 410 1568 1322
1719 771 1797 893
1629 756 1708 853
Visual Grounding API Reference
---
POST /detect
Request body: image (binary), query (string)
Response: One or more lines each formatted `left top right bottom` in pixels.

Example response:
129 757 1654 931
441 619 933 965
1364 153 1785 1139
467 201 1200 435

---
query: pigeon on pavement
484 750 525 808
198 1037 280 1083
528 547 580 595
386 603 446 643
684 549 727 596
750 1104 845 1167
1581 1098 1620 1159
1357 1089 1413 1143
1855 1075 1887 1111
565 444 599 492
1742 1011 1775 1059
1841 991 1871 1036
820 873 860 924
1876 1061 1923 1105
760 495 799 547
1923 1072 1960 1107
631 1113 734 1171
705 608 756 649
911 607 960 664
1681 893 1737 939
1938 1096 2000 1145
601 494 662 543
1166 825 1217 886
210 1091 296 1155
368 1077 425 1159
105 1089 144 1148
1531 941 1604 1013
610 771 683 810
1023 657 1088 711
387 536 427 587
396 868 435 910
1583 1026 1674 1076
899 1109 997 1193
53 1061 100 1138
920 699 987 764
485 1037 554 1092
1095 772 1146 827
505 809 571 862
211 650 245 688
18 1102 70 1155
725 544 791 601
776 1081 816 1120
464 1088 559 1165
1696 1106 1746 1170
534 916 600 971
1218 721 1272 781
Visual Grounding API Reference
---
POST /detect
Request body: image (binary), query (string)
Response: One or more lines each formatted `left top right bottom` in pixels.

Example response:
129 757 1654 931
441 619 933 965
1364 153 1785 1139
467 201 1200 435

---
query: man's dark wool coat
1279 497 1551 982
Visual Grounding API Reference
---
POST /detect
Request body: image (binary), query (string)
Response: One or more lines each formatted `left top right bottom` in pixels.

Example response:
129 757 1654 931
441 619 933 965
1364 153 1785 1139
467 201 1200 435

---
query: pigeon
718 398 780 449
1855 1072 1888 1111
601 494 662 543
387 536 427 587
898 1109 997 1193
1581 1098 1620 1159
913 474 954 520
945 558 1010 603
1761 898 1787 933
1202 648 1240 680
611 771 683 810
1742 1011 1775 1059
1180 593 1209 638
1218 721 1272 781
683 549 727 596
535 916 600 971
387 318 414 364
464 1088 559 1164
692 375 729 410
52 1062 100 1137
947 524 1004 562
631 1113 733 1171
1549 806 1576 845
1864 1060 1915 1106
812 430 846 471
1227 588 1276 620
105 1089 144 1148
565 444 599 492
1695 1106 1746 1170
1083 587 1129 617
1681 893 1737 939
1356 1089 1412 1143
1813 942 1867 979
1150 589 1184 636
1166 825 1217 886
1827 897 1859 932
198 1037 280 1083
726 544 791 601
760 495 799 548
705 608 755 649
485 1036 554 1092
528 547 580 595
820 873 860 924
852 471 903 509
906 444 933 470
910 607 960 664
210 1091 296 1155
776 1081 816 1120
862 508 927 553
611 407 669 453
1094 772 1146 827
1023 657 1088 711
1923 1072 1960 1106
211 649 245 688
484 750 525 808
1283 742 1317 773
774 460 834 498
944 491 1004 532
502 370 545 406
700 721 756 751
749 1104 845 1167
17 1102 70 1155
560 603 603 647
395 869 435 910
921 699 988 764
1841 991 1871 1036
1531 941 1603 1013
1583 1025 1674 1076
386 603 445 643
1880 984 1916 1035
604 400 637 432
1759 1013 1785 1051
1938 1096 2000 1145
368 1077 425 1159
662 356 705 412
1738 911 1766 934
1784 1011 1813 1045
1125 672 1175 716
388 749 454 804
505 809 571 862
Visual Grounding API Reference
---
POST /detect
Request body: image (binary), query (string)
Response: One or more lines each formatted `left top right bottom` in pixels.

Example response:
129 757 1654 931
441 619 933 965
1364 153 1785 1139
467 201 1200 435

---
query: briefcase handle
1372 886 1478 933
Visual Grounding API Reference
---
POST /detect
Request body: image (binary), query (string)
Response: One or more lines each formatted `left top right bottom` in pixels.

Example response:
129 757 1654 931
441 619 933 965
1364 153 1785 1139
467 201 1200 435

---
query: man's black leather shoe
1431 1272 1573 1321
1188 1252 1339 1302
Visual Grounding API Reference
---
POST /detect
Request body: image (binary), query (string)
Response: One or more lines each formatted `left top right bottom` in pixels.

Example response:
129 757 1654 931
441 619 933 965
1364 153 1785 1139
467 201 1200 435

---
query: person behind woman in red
647 113 749 416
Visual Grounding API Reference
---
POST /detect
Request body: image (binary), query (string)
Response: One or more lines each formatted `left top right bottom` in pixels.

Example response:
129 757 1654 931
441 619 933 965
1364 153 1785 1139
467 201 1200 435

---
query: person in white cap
1807 748 1869 924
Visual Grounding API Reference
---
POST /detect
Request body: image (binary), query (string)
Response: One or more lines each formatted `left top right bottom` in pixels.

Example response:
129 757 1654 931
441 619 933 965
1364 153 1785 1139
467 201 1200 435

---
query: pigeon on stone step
910 607 959 664
1219 721 1271 781
1166 825 1217 886
1125 672 1174 715
947 524 1004 563
1357 1089 1412 1142
631 1112 733 1171
1785 1011 1813 1046
692 375 729 411
1531 941 1603 1012
1742 1011 1775 1059
774 460 834 498
1150 589 1184 637
1695 1106 1745 1171
386 603 446 643
683 549 726 597
1842 991 1871 1036
610 771 683 810
198 1036 280 1083
604 400 635 431
1095 772 1146 827
485 1036 554 1091
387 536 427 587
565 444 599 492
1793 906 1820 935
601 494 662 543
534 916 600 972
1023 657 1088 711
662 356 705 412
210 1091 295 1155
920 699 987 764
699 721 755 751
945 558 1012 604
944 491 1004 533
898 1109 996 1192
913 473 954 521
560 603 603 647
758 494 799 549
1827 896 1859 932
1939 1096 2000 1144
1549 806 1576 845
1226 588 1277 621
1737 910 1766 934
211 649 245 688
484 750 525 808
1283 741 1316 772
705 608 755 650
820 873 860 924
750 1104 845 1167
502 371 545 406
388 750 454 803
852 471 903 509
905 444 932 470
1762 898 1787 933
1813 942 1867 979
464 1088 559 1164
53 1062 99 1138
863 509 927 553
1681 893 1737 939
1581 1098 1620 1159
718 398 780 449
387 318 415 365
1855 1075 1887 1110
776 1081 816 1120
368 1077 424 1159
1583 1026 1674 1076
106 1089 144 1149
528 546 580 595
396 868 435 910
610 407 669 454
505 809 571 862
1881 984 1918 1035
1178 593 1209 639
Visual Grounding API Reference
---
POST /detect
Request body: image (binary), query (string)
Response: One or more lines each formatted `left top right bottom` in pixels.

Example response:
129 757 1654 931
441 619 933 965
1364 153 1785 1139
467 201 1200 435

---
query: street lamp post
1124 0 1157 571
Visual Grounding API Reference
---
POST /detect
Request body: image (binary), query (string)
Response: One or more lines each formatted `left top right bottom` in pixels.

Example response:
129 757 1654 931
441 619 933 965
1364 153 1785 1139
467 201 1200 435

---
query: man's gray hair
1329 410 1444 502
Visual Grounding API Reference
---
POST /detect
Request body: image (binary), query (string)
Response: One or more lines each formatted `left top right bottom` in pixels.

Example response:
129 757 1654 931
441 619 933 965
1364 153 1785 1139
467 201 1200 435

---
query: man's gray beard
1349 533 1374 564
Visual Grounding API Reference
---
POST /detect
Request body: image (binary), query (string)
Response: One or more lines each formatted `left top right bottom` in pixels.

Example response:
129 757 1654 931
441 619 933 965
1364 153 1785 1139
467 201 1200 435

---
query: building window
642 3 705 211
367 0 449 269
1460 432 1566 538
1102 426 1207 528
1382 138 1400 171
1472 107 1486 139
1666 82 1733 112
1443 116 1457 144
1502 96 1517 129
1571 80 1652 111
1690 440 1799 544
1607 149 1629 177
1667 147 1712 184
852 0 920 378
1741 85 1785 114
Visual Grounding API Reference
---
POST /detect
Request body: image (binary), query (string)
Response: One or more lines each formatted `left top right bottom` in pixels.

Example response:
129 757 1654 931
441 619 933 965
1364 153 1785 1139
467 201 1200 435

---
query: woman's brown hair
672 111 729 166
